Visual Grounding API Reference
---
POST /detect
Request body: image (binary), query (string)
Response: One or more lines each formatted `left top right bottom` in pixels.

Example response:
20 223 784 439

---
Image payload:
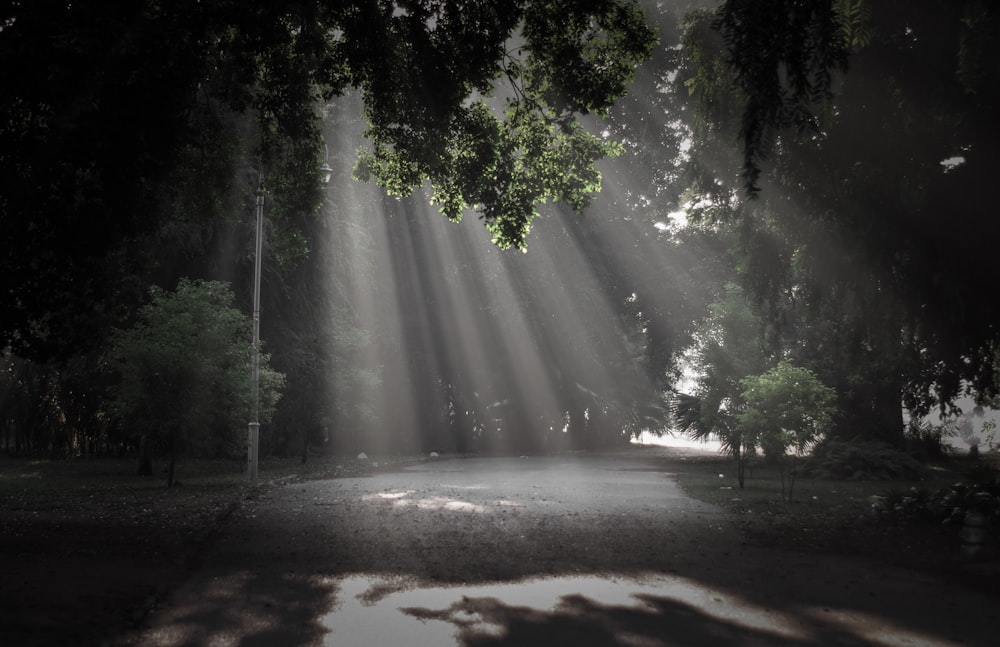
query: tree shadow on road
115 569 335 647
401 591 866 647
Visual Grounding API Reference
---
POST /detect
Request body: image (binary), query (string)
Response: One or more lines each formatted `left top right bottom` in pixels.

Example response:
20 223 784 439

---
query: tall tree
1 0 656 358
676 1 1000 443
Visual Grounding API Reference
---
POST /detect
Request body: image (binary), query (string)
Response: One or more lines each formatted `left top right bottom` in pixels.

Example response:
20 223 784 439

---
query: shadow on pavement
118 570 335 647
404 592 848 647
122 453 997 646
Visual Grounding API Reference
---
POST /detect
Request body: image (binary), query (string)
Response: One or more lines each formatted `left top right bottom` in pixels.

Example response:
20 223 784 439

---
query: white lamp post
248 171 264 481
248 148 333 482
320 140 333 184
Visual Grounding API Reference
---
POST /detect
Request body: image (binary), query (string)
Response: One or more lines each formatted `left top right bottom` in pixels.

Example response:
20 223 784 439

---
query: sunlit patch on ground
367 490 416 500
362 489 488 513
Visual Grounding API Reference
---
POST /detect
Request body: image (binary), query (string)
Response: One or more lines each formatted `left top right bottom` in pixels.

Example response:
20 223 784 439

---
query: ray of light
315 51 742 455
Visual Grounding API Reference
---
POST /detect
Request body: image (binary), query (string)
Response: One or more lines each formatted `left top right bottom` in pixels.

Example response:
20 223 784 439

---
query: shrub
904 421 949 461
738 361 836 501
802 438 925 481
873 476 1000 524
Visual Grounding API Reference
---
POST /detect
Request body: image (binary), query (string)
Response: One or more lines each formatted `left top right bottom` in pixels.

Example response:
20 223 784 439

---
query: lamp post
320 140 333 184
248 172 264 481
248 149 333 482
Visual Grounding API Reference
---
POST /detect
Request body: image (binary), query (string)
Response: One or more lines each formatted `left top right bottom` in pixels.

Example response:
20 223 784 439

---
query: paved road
123 453 997 646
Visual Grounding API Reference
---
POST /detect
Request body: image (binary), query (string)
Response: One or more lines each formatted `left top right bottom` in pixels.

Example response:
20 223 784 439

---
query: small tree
738 362 836 501
676 284 773 487
111 279 284 485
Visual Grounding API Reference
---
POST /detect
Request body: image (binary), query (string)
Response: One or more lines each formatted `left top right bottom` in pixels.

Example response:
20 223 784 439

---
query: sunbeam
318 85 707 456
315 93 741 457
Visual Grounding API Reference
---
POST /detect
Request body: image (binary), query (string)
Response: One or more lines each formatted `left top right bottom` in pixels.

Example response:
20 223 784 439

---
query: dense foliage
803 438 926 481
675 284 770 450
0 0 666 460
1 0 655 358
874 478 1000 525
676 0 1000 445
110 280 283 483
3 1 1000 470
739 362 836 499
739 362 836 459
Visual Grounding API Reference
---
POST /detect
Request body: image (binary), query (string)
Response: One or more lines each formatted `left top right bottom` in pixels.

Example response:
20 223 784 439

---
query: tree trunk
787 460 798 502
167 452 176 488
870 382 905 447
137 434 153 476
569 408 586 450
837 380 905 448
300 426 309 465
451 409 470 454
735 442 746 488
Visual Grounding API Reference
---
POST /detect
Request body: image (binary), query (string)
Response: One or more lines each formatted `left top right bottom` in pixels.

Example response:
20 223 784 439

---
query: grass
674 451 999 509
675 455 957 509
0 450 426 490
0 450 430 540
669 450 1000 574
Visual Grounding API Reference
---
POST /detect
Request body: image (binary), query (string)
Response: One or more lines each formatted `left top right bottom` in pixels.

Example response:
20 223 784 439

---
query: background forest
2 0 999 477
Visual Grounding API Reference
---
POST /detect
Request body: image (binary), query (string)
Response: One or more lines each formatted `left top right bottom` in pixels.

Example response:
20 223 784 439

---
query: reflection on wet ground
321 572 946 647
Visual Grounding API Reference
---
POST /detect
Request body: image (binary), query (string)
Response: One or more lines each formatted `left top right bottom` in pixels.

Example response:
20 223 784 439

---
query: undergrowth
802 438 926 481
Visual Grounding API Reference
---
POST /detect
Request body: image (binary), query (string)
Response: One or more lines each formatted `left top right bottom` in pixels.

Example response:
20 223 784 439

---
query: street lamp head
319 161 333 185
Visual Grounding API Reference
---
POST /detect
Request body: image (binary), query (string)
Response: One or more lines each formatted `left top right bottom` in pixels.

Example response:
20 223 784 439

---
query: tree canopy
676 0 1000 438
6 1 1000 465
1 0 656 358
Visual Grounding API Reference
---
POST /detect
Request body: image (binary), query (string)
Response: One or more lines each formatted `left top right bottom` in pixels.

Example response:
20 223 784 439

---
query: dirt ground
2 446 998 646
0 479 239 646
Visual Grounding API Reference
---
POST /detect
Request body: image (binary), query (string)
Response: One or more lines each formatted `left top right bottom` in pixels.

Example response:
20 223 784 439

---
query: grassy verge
674 453 960 511
0 450 430 536
0 449 426 490
670 451 1000 579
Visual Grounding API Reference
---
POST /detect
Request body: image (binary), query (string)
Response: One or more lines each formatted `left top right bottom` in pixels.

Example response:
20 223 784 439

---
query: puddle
320 572 968 646
320 573 804 646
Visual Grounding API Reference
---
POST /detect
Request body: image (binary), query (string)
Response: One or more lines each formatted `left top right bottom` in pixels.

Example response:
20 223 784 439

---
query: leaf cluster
110 279 284 458
713 0 850 193
352 0 655 250
685 283 772 439
738 361 836 459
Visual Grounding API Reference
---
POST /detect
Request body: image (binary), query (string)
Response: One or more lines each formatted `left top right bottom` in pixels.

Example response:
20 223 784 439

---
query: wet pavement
122 453 998 646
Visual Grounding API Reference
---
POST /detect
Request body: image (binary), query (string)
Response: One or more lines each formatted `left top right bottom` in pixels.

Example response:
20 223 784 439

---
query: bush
873 475 1000 524
904 421 949 461
802 438 925 481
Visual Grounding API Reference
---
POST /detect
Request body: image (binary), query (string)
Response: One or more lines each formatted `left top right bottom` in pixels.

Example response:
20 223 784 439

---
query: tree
676 283 773 486
738 362 836 501
712 0 851 193
675 1 1000 444
1 0 657 358
110 279 284 485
